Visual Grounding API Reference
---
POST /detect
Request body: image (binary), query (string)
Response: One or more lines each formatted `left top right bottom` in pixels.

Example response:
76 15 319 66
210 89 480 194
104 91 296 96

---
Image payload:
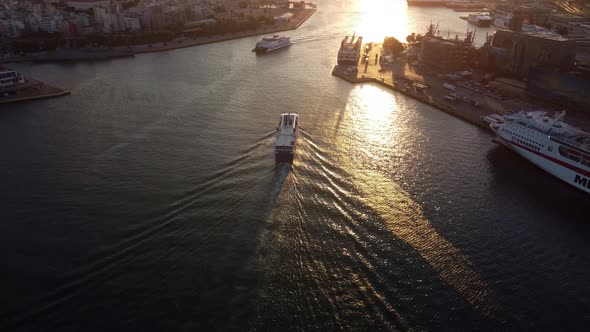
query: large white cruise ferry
490 111 590 193
274 113 299 163
252 35 292 53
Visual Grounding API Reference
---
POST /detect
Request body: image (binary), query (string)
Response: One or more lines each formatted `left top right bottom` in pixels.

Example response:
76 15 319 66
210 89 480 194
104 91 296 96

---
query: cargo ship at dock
489 111 590 193
337 34 362 66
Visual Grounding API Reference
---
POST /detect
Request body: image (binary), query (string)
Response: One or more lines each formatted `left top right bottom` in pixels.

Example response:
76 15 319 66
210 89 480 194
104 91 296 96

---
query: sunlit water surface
1 0 589 330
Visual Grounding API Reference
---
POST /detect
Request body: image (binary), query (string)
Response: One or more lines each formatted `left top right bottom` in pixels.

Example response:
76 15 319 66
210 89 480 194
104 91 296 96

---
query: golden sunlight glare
354 0 410 42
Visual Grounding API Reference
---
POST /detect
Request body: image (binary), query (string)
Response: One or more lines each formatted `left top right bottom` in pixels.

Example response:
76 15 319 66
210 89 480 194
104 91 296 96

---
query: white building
93 6 107 25
75 13 91 28
103 13 125 33
39 17 56 33
124 17 141 31
0 19 25 37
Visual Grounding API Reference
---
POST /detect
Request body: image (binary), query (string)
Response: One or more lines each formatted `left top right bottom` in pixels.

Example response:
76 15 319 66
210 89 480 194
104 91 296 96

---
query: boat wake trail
290 32 344 45
255 131 496 329
2 132 278 331
263 162 293 216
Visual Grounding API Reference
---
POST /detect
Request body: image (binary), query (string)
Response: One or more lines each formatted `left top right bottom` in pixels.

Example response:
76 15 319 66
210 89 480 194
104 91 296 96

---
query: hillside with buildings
0 0 314 55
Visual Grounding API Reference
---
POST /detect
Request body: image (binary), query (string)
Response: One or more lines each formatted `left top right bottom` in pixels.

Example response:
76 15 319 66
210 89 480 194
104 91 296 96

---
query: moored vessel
337 33 362 66
252 35 292 53
490 111 590 193
274 113 299 163
467 13 493 27
0 67 25 90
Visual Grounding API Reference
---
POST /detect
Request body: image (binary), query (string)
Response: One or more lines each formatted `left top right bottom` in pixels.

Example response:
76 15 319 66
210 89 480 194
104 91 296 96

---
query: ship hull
495 134 590 194
252 43 292 54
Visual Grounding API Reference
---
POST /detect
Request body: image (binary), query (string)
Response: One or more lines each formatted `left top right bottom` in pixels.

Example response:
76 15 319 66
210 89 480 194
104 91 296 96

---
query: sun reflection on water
353 0 410 42
348 85 400 150
332 84 495 315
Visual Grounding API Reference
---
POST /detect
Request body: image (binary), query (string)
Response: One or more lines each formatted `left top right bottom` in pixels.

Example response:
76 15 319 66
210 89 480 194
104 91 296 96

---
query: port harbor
333 23 590 133
0 2 317 104
3 1 590 330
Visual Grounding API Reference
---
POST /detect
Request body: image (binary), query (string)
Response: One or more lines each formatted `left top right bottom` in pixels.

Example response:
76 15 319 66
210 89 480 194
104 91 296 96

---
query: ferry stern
274 113 299 163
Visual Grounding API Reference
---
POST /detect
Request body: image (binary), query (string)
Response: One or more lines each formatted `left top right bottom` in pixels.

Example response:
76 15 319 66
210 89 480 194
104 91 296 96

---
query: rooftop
496 29 571 42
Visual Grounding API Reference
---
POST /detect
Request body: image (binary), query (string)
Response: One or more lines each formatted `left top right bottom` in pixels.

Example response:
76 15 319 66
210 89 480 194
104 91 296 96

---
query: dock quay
332 42 590 132
332 63 491 131
32 48 134 63
0 77 70 105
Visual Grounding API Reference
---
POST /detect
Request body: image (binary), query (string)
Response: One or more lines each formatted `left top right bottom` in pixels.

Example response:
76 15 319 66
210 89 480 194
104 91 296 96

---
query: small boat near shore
274 113 299 163
252 35 292 53
467 13 493 27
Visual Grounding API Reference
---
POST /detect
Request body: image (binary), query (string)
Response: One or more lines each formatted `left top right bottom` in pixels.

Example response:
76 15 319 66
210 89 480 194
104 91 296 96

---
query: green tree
383 36 405 56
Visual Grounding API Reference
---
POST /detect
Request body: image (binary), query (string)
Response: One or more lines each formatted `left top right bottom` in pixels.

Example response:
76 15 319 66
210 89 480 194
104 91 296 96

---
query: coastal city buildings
0 0 223 37
489 29 576 77
0 0 307 41
420 30 476 71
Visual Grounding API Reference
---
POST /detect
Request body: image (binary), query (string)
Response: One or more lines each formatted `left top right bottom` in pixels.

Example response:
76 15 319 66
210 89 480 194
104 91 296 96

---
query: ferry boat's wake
2 132 280 331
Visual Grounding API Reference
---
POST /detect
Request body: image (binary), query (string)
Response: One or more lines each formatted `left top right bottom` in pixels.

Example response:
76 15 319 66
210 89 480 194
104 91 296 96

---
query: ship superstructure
252 35 292 53
274 113 299 163
490 111 590 193
337 34 363 66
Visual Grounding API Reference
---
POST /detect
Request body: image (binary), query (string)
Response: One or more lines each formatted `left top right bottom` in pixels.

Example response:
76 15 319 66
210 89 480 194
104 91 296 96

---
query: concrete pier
332 63 491 130
332 43 590 132
0 78 70 105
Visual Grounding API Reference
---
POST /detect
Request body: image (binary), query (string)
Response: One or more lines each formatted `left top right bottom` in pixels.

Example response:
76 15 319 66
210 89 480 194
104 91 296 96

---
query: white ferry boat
274 113 299 163
337 34 362 66
490 111 590 193
468 13 493 27
252 35 292 53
